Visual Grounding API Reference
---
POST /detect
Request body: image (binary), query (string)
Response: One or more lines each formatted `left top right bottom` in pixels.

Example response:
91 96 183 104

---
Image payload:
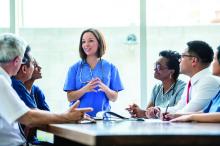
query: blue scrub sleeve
63 65 77 91
110 65 124 91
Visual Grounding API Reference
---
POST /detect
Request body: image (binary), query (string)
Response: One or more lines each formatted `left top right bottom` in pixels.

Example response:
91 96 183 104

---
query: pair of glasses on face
180 54 199 61
154 63 168 71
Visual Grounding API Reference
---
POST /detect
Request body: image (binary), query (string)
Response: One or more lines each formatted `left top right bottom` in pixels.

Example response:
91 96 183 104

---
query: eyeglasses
180 54 196 58
80 60 104 84
95 111 145 121
154 63 168 71
179 54 199 62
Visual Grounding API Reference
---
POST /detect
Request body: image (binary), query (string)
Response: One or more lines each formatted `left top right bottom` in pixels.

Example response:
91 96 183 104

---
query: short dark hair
159 50 181 81
22 45 31 67
187 40 213 65
79 28 106 60
217 45 220 64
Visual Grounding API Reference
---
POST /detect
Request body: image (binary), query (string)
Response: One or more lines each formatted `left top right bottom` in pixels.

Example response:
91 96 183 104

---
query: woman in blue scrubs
63 28 124 117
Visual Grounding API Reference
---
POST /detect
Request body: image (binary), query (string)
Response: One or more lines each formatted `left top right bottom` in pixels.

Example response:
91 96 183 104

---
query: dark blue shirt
31 85 50 111
203 90 220 113
11 77 50 111
11 77 50 144
11 77 37 108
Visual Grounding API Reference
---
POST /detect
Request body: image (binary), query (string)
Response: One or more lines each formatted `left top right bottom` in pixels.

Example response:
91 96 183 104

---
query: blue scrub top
11 77 50 111
11 77 37 108
63 59 124 117
203 90 220 113
31 85 50 111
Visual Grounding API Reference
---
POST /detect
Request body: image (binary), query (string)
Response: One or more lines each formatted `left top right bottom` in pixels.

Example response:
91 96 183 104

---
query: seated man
24 58 50 111
11 45 51 145
146 40 220 119
0 33 92 146
168 45 220 123
11 45 36 109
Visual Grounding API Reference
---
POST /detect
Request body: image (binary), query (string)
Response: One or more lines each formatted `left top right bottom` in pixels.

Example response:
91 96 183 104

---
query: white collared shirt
166 68 220 113
0 67 30 146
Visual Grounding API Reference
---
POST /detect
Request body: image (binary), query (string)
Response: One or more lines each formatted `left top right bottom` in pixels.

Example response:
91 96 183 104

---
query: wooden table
40 119 220 146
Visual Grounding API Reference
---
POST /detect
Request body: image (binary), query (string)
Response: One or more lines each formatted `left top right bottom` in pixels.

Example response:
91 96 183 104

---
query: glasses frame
180 54 199 62
154 63 169 71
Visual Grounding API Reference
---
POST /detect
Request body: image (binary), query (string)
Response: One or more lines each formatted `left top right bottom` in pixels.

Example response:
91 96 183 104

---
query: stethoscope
153 81 177 106
79 59 103 84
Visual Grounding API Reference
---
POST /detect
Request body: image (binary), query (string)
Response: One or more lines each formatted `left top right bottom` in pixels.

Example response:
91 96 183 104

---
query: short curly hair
159 50 181 81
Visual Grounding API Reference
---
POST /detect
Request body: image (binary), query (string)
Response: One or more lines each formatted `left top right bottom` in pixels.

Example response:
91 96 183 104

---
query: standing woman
64 28 124 117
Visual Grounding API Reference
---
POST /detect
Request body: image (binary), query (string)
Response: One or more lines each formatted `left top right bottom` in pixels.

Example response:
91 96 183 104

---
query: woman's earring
170 74 172 79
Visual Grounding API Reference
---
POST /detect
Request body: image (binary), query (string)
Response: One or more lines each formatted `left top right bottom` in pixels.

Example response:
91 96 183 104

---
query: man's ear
21 65 27 74
13 56 21 66
192 57 199 67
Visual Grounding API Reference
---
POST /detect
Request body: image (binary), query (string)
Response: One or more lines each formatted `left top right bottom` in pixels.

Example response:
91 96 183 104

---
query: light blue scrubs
63 59 124 117
203 90 220 113
151 79 186 108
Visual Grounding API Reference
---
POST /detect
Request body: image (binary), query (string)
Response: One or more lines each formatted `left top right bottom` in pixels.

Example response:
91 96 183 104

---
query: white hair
0 33 27 63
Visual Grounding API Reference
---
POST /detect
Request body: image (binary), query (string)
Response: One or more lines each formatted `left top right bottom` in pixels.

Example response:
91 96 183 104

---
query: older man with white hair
0 33 93 146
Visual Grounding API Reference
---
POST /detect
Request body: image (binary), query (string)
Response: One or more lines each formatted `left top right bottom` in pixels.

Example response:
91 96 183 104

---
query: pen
165 103 169 113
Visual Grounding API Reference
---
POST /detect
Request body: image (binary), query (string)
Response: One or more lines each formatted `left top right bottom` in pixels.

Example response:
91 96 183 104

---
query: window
20 0 140 113
146 0 220 103
0 0 9 31
22 0 139 27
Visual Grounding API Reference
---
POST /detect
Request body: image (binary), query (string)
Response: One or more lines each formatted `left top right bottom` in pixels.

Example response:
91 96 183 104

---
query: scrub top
11 77 50 111
151 79 186 108
11 77 37 108
203 90 220 113
64 59 124 117
31 85 50 111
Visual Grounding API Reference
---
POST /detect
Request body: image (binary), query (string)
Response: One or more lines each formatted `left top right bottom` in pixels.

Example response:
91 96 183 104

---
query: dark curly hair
217 45 220 64
159 50 181 81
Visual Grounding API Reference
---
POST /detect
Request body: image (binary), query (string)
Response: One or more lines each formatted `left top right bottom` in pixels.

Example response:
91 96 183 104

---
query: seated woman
126 50 186 118
170 45 220 122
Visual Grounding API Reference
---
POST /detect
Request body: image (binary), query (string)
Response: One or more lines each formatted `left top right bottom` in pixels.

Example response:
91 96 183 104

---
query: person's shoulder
198 75 220 89
32 85 45 94
204 75 220 83
32 84 41 90
153 82 162 91
209 75 220 84
102 59 117 69
11 76 17 82
11 77 23 87
101 59 111 65
176 79 186 86
69 60 82 69
0 75 10 85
